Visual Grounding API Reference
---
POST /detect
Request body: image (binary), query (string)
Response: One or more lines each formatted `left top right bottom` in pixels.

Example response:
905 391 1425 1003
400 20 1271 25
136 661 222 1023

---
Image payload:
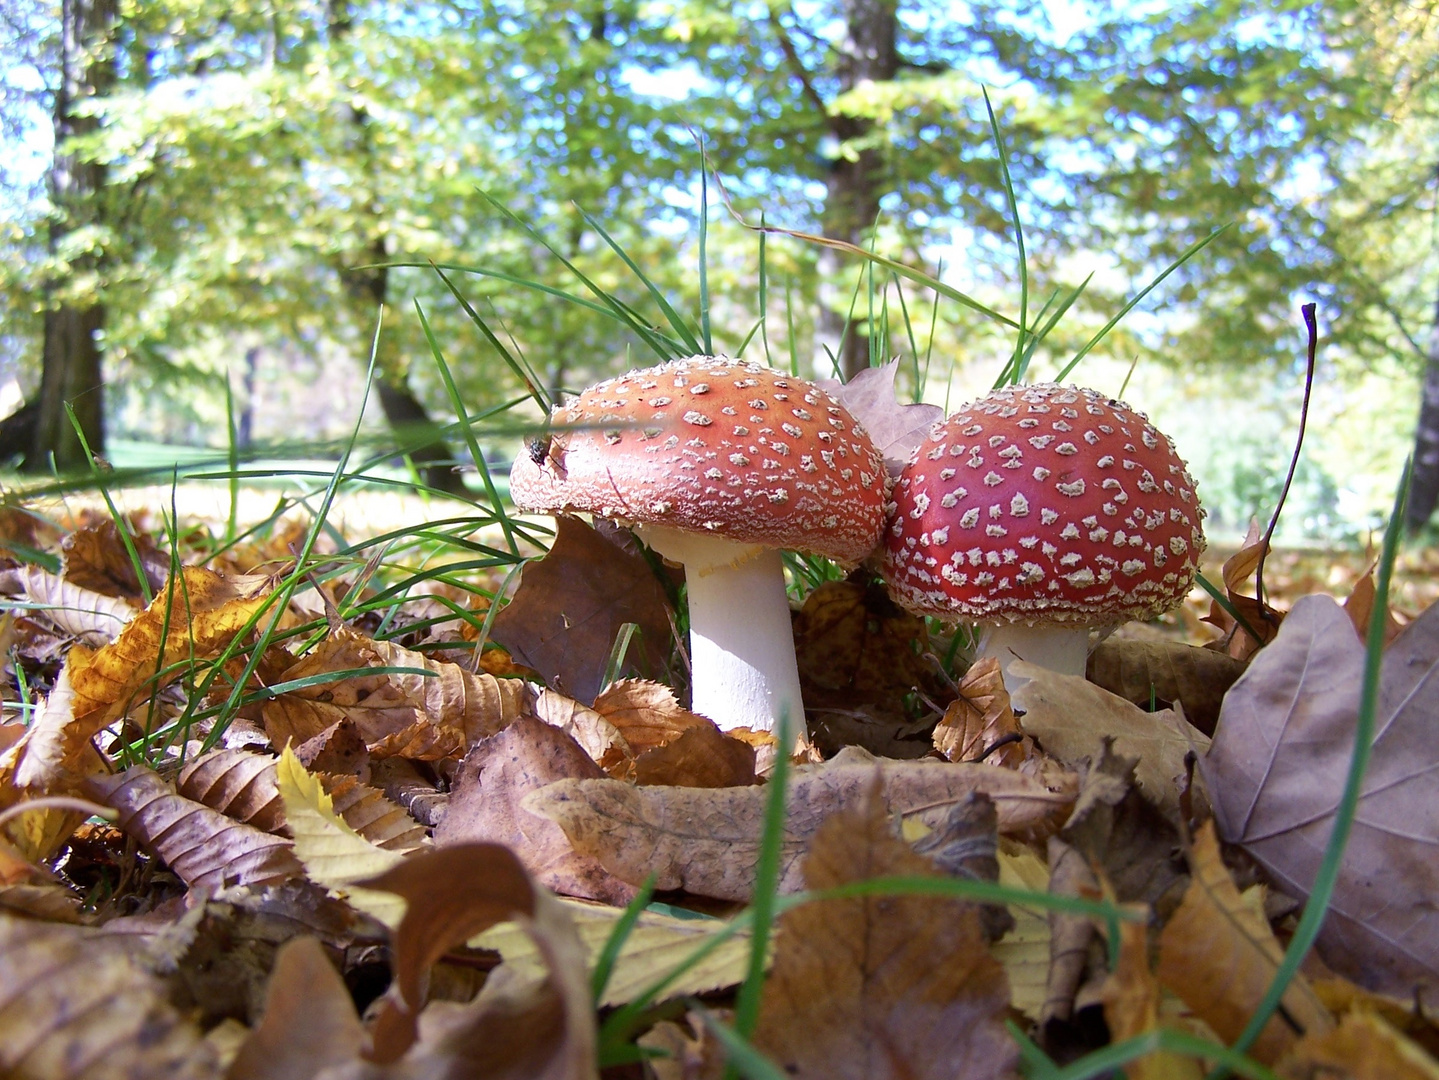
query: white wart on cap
881 383 1206 625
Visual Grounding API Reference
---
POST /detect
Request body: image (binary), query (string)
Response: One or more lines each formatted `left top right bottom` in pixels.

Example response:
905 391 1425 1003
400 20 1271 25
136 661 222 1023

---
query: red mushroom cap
880 383 1206 623
510 357 888 566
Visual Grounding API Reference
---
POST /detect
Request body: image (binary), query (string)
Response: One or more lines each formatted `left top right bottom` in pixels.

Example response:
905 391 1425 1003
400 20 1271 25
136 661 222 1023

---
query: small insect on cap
510 356 888 566
881 383 1206 624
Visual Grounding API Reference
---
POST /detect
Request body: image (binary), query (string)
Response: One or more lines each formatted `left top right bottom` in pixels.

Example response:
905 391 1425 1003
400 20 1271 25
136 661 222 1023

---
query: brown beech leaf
13 567 274 791
1279 1009 1439 1080
177 749 287 834
1086 637 1247 737
932 656 1030 766
0 913 220 1078
1202 522 1284 659
531 689 633 775
323 774 427 852
817 359 944 477
60 519 170 600
633 723 756 788
1101 920 1203 1080
87 765 301 889
261 627 529 754
434 716 637 905
0 564 138 644
1008 661 1209 821
1157 822 1332 1065
751 784 1016 1080
524 746 1076 901
293 717 370 779
1343 565 1405 648
591 679 708 754
491 516 677 703
1204 594 1439 997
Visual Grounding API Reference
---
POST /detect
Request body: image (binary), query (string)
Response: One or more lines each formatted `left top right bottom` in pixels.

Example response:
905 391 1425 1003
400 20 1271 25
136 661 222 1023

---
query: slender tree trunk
32 0 116 471
817 0 898 381
328 0 466 497
1406 289 1439 531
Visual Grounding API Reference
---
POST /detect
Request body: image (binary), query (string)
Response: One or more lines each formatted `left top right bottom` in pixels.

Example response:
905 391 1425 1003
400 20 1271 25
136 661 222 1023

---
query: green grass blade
590 874 658 1005
578 208 702 355
984 87 1029 386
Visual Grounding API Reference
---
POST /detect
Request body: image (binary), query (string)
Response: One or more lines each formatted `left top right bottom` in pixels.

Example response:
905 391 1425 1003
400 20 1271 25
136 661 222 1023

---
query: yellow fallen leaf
275 746 405 927
1102 920 1203 1080
993 841 1051 1021
1280 1009 1439 1079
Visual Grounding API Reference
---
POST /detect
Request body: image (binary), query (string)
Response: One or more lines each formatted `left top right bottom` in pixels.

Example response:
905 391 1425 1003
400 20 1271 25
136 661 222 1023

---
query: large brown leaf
491 517 677 704
0 913 220 1078
524 746 1076 901
1087 637 1247 737
1203 594 1439 997
751 784 1016 1080
0 564 138 644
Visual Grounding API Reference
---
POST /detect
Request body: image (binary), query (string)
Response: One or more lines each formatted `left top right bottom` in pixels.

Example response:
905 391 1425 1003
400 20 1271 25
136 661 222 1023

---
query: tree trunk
817 0 899 381
329 0 467 498
1406 289 1439 531
32 0 117 472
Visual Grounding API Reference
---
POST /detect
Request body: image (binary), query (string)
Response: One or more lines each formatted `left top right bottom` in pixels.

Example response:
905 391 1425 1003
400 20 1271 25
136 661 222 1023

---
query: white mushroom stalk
638 526 805 735
976 621 1090 683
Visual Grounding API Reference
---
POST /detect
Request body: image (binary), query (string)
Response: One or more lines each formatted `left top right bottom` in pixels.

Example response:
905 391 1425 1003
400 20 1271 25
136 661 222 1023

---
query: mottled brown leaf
293 717 370 779
531 689 632 776
525 746 1075 901
633 723 756 788
88 766 300 889
61 520 170 600
491 516 676 703
933 656 1030 766
177 749 286 834
591 679 706 754
1087 637 1247 737
1157 822 1332 1064
751 785 1016 1080
1205 594 1439 997
434 716 636 905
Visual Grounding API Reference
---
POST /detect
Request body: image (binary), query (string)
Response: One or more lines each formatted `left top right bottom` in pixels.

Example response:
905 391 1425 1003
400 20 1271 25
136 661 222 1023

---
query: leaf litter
0 488 1434 1080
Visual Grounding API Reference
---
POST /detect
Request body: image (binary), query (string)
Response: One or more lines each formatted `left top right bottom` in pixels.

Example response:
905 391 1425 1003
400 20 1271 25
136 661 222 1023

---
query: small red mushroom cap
880 383 1206 623
510 357 888 566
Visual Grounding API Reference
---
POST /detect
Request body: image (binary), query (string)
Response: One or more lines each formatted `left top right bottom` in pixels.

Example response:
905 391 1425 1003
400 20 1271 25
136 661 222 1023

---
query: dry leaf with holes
525 745 1075 901
1008 661 1209 821
87 765 300 890
0 914 221 1078
932 656 1029 765
1205 594 1439 997
60 520 170 600
1086 637 1247 737
1157 822 1332 1064
491 516 677 704
751 784 1016 1080
435 716 637 905
261 627 529 756
10 567 273 791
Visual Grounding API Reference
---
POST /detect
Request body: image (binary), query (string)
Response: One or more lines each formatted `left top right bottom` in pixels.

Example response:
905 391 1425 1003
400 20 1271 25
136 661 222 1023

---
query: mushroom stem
638 526 806 739
977 622 1090 684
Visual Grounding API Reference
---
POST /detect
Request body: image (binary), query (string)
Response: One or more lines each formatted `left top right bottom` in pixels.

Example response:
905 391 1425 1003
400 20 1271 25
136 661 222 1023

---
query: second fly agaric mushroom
879 383 1205 681
509 356 887 738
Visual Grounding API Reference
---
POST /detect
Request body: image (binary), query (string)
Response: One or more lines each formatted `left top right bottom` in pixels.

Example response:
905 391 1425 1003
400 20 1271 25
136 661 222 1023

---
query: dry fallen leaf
1279 1008 1439 1079
1202 522 1284 659
262 627 528 756
1008 661 1210 821
0 564 138 644
1204 594 1439 997
525 745 1075 901
87 765 301 890
434 716 637 905
1101 920 1203 1080
750 783 1017 1080
60 519 170 600
817 359 945 477
0 912 221 1078
177 748 287 834
1157 822 1332 1065
1086 637 1247 737
491 516 677 703
992 841 1052 1021
12 567 273 791
932 656 1030 766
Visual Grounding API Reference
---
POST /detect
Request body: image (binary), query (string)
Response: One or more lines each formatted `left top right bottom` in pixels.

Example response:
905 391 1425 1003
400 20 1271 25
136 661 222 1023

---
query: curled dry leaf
632 723 756 788
177 749 286 834
0 564 138 644
591 679 707 755
1008 661 1209 822
87 765 300 890
261 628 529 757
1204 594 1439 997
532 689 632 774
1156 822 1332 1065
524 745 1076 901
12 566 274 791
490 516 678 704
1086 637 1247 737
1041 836 1102 1026
60 519 170 600
434 716 636 906
1343 564 1405 648
1202 522 1284 660
1279 1008 1439 1080
1101 920 1203 1080
932 656 1030 766
292 716 369 779
751 783 1017 1080
0 913 220 1078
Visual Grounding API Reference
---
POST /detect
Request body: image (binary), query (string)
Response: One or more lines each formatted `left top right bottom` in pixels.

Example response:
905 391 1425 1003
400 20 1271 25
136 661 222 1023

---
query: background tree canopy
1 0 1435 531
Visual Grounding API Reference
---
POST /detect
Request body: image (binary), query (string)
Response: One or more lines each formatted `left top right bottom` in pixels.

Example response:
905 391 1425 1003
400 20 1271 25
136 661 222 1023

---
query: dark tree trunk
1406 290 1439 531
329 0 467 498
33 0 117 472
818 0 899 381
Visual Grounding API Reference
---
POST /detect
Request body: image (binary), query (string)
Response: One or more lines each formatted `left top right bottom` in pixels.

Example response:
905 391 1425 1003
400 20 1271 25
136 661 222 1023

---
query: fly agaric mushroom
509 356 887 738
879 383 1205 682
